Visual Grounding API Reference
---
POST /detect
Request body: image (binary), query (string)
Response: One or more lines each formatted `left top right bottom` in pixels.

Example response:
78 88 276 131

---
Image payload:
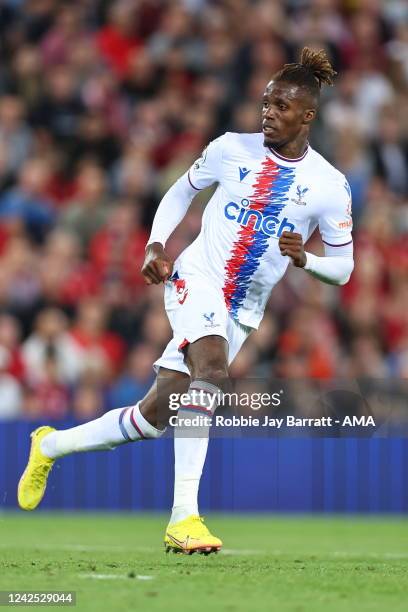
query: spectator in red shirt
0 346 23 419
0 313 25 381
277 306 338 380
23 343 70 420
39 229 99 306
89 200 148 300
96 1 143 79
69 298 126 375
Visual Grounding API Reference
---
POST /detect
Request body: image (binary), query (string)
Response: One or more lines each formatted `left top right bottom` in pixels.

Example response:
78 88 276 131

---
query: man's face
261 81 315 148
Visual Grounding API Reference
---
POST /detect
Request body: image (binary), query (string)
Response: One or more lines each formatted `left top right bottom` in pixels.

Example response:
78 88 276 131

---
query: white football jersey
174 132 353 329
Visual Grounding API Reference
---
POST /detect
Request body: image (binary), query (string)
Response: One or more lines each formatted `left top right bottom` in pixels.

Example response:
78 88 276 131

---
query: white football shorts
153 270 252 375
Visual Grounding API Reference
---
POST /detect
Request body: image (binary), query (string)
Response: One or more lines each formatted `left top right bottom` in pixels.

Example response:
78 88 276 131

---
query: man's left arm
279 178 354 286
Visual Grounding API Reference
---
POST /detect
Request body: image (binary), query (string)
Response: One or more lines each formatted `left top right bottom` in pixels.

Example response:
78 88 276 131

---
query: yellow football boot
17 426 56 511
164 515 222 555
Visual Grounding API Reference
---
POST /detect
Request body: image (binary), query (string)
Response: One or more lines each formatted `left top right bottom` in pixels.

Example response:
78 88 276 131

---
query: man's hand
278 231 306 268
142 242 174 285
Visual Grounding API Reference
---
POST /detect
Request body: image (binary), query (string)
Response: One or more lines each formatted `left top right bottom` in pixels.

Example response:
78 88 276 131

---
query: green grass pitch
0 513 407 611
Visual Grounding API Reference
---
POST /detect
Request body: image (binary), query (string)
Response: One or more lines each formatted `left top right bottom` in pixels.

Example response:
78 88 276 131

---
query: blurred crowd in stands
0 0 406 420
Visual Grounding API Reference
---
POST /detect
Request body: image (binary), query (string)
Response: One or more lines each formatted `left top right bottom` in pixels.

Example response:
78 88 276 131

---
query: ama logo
224 198 295 237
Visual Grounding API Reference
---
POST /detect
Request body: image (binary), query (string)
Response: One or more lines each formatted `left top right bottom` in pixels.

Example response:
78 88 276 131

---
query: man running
18 48 354 555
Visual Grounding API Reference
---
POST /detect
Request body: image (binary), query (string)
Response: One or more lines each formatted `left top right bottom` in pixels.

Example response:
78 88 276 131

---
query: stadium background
0 0 407 512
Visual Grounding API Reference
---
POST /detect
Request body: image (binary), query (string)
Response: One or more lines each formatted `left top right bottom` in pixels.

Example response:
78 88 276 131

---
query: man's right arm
142 135 224 285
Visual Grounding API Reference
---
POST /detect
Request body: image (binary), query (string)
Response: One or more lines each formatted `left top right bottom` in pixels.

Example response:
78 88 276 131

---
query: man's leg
17 368 188 510
164 335 228 553
39 368 188 458
170 335 228 523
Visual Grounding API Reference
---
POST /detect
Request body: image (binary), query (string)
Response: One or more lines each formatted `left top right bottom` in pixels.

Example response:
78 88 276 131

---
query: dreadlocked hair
274 47 337 99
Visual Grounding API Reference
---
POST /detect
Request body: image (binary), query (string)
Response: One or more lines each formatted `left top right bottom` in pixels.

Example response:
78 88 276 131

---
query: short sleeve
318 178 353 246
187 135 224 191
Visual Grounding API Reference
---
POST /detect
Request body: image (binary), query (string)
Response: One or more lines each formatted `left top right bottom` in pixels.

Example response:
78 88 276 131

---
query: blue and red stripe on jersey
223 157 295 318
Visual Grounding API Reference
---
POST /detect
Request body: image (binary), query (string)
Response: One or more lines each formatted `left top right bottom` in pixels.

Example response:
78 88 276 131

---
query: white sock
170 438 209 523
169 380 222 525
40 403 164 459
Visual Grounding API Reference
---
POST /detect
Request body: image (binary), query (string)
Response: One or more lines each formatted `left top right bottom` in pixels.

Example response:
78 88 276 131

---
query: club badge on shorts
203 312 220 328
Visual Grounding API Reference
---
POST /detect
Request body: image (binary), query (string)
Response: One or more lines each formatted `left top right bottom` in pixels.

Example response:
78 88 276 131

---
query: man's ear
303 108 316 125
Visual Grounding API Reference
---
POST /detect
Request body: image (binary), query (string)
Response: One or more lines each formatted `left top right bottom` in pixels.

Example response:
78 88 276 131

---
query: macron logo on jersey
224 198 295 237
239 167 251 181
